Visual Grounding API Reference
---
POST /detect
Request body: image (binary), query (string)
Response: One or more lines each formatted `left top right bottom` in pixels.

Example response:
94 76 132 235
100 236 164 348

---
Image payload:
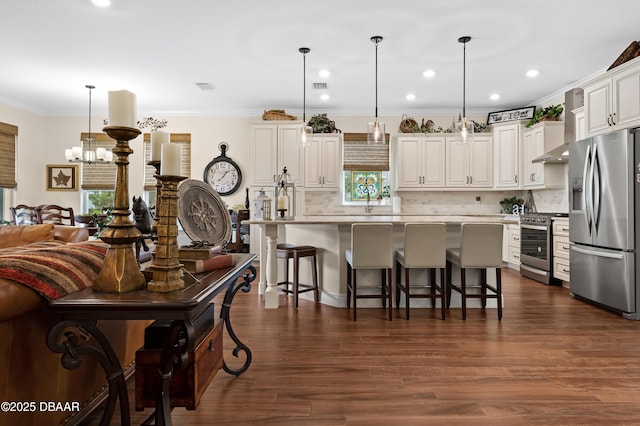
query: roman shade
80 132 117 190
0 122 18 188
342 132 389 171
142 133 191 191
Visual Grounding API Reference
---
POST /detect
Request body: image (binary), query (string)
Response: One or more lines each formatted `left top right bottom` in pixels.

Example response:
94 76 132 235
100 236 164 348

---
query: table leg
47 320 130 426
221 264 256 375
263 223 279 308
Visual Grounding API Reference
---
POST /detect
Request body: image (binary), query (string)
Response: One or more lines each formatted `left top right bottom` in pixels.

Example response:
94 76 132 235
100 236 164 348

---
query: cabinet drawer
509 231 521 247
510 248 521 265
553 220 570 236
553 236 570 259
554 257 570 282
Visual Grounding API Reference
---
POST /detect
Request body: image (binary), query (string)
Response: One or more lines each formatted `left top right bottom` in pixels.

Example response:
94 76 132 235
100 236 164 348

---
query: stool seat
276 244 319 308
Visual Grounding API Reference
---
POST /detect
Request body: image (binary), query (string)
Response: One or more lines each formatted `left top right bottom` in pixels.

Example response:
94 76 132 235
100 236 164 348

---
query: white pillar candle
277 194 288 210
151 130 169 161
108 90 137 128
161 143 182 176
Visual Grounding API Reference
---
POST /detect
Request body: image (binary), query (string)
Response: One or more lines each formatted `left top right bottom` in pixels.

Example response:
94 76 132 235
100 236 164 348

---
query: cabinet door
613 65 640 129
493 124 521 188
422 136 446 187
531 127 545 186
522 129 536 186
469 135 492 187
304 137 323 188
584 78 612 136
278 125 304 186
395 136 424 189
445 138 469 187
250 126 278 185
320 136 341 189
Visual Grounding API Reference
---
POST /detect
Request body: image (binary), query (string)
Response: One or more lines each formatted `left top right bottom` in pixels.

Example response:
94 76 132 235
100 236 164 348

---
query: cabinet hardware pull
611 112 616 125
562 245 569 250
515 174 518 183
562 268 570 273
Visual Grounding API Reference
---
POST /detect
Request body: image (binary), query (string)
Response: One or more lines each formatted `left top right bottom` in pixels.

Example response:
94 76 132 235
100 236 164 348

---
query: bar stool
446 223 503 320
395 223 447 320
276 243 319 308
345 223 394 321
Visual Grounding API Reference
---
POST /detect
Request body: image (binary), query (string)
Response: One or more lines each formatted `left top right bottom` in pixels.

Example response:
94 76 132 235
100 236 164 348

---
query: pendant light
65 85 113 163
367 36 385 144
455 36 474 144
299 47 313 146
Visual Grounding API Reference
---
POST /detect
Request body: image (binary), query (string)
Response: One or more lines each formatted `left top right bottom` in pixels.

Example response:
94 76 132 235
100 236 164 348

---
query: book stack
178 245 235 273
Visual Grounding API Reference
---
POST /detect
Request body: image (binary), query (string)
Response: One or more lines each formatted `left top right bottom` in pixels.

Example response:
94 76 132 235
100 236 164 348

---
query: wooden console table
46 253 256 426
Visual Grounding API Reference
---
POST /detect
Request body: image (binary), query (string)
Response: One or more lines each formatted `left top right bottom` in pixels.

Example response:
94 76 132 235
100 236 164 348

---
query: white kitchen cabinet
583 56 640 137
445 134 492 188
304 134 342 190
502 223 521 269
394 134 445 190
250 123 304 187
573 106 585 141
552 218 570 286
493 122 524 189
522 121 565 189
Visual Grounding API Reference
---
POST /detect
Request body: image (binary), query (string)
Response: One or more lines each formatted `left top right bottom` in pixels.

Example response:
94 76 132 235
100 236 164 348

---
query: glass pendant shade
455 36 474 144
299 47 312 147
301 124 313 145
367 36 385 144
455 115 474 144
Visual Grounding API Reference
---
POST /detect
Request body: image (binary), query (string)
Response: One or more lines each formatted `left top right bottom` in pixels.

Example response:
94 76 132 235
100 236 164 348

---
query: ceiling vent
195 82 216 91
313 82 327 90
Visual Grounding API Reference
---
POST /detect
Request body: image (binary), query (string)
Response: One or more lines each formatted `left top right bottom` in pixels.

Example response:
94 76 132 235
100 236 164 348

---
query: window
0 122 18 189
142 133 191 192
342 132 390 204
80 132 117 191
82 190 114 215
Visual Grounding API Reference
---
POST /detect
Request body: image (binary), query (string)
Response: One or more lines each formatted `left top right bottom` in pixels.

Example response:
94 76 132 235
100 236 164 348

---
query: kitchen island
247 215 518 309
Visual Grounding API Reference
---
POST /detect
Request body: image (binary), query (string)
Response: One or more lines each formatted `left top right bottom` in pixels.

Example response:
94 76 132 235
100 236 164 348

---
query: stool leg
404 267 410 320
430 268 436 309
496 267 502 320
293 252 300 308
311 253 319 303
346 263 352 309
440 267 446 320
446 260 452 309
352 268 358 321
461 267 467 320
387 268 393 321
381 269 387 309
395 260 401 310
481 268 487 309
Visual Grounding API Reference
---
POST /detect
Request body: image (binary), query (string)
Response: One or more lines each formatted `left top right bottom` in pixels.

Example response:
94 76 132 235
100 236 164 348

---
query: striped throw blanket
0 240 108 300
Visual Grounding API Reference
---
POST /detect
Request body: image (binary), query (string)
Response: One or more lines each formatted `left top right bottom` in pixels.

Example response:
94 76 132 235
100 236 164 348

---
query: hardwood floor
84 268 640 425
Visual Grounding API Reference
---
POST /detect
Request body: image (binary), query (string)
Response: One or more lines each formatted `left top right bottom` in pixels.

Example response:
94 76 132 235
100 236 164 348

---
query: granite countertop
247 214 520 225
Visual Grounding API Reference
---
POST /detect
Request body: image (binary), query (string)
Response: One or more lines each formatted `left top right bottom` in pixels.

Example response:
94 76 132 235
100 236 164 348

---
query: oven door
520 223 550 271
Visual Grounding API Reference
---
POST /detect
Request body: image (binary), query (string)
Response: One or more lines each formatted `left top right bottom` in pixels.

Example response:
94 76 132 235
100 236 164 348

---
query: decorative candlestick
147 160 161 238
277 208 287 220
93 126 146 293
146 174 187 292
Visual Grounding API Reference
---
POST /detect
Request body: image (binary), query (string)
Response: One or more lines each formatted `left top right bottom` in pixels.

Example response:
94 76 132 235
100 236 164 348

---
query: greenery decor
308 113 340 133
526 104 563 128
137 117 168 131
500 196 524 214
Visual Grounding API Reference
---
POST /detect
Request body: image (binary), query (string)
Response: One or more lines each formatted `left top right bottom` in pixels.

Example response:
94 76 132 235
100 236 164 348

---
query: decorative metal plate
177 179 231 247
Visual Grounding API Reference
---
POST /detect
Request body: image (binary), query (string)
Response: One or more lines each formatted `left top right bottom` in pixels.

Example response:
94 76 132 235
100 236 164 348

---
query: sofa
0 224 149 426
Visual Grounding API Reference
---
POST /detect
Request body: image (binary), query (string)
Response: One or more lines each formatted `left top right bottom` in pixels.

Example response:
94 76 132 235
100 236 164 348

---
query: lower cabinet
553 218 570 286
502 223 520 270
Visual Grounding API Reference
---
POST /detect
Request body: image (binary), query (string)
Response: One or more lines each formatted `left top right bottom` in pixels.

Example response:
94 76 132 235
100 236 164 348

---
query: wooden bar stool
446 223 503 320
276 243 319 308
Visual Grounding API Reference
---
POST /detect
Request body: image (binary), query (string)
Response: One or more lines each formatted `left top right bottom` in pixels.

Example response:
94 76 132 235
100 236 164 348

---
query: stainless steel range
520 213 568 285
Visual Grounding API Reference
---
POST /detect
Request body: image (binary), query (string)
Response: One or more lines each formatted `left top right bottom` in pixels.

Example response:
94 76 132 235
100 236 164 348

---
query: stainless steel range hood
532 144 569 163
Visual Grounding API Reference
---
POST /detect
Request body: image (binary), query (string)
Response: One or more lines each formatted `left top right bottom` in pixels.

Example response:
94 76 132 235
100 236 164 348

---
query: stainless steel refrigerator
569 128 640 319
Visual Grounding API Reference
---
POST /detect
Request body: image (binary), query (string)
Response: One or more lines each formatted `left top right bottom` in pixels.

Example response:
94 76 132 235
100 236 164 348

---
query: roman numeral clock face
203 143 242 196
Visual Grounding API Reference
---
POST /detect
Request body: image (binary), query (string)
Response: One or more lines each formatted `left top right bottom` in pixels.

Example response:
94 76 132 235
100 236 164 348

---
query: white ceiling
1 0 638 119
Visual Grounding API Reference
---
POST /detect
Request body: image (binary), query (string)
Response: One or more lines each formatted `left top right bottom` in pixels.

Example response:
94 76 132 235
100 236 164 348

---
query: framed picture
351 171 381 201
46 164 78 191
487 106 536 125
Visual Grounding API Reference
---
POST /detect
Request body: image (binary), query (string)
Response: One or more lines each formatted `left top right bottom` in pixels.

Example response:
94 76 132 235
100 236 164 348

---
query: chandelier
65 85 113 163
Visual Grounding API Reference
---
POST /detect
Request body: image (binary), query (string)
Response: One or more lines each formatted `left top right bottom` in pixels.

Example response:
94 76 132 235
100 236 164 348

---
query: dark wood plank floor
84 268 640 425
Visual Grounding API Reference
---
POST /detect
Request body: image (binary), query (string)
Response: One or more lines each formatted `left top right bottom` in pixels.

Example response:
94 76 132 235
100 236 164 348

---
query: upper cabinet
250 123 304 187
445 134 493 188
584 57 640 137
522 121 565 189
394 135 445 190
304 134 342 190
492 122 524 189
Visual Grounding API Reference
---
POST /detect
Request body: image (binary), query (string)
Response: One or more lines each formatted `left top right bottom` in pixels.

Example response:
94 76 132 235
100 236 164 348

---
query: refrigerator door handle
593 145 601 231
571 244 624 259
583 144 593 231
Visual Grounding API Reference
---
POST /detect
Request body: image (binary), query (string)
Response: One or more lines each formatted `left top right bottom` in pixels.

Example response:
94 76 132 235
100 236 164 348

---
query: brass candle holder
93 126 146 293
147 160 161 238
146 174 187 293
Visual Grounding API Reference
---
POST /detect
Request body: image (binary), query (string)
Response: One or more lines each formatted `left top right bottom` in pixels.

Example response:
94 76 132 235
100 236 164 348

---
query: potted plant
526 104 564 127
500 196 524 214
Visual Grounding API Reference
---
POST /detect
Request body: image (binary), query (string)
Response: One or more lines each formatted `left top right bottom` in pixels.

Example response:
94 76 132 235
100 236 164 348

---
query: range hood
532 143 569 163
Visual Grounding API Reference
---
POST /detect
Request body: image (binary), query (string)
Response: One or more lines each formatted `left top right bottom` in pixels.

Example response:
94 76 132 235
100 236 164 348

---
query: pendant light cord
299 47 310 124
462 41 466 118
375 38 379 119
86 84 94 138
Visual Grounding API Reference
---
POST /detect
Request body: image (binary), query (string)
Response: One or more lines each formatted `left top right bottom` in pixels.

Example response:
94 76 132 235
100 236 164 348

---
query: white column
263 223 280 308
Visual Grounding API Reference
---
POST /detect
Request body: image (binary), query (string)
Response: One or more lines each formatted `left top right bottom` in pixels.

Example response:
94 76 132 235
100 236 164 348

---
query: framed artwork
351 171 381 201
46 164 78 191
487 106 536 125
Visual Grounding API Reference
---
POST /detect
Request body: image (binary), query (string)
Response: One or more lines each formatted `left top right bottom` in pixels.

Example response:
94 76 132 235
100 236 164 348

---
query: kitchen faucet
365 192 373 213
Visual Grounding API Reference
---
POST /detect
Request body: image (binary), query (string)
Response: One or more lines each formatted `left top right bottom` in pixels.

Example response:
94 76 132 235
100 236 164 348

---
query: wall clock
203 142 242 196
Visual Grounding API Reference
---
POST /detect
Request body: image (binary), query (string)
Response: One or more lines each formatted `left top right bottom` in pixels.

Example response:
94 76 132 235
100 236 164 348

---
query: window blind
342 132 390 171
80 133 117 190
0 122 18 188
142 133 191 191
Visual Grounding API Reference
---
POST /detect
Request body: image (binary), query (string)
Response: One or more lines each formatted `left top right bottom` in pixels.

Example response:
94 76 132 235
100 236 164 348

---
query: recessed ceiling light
195 82 215 91
490 93 500 100
423 70 436 78
406 94 416 101
318 70 330 78
320 94 330 101
92 0 111 7
526 69 539 78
